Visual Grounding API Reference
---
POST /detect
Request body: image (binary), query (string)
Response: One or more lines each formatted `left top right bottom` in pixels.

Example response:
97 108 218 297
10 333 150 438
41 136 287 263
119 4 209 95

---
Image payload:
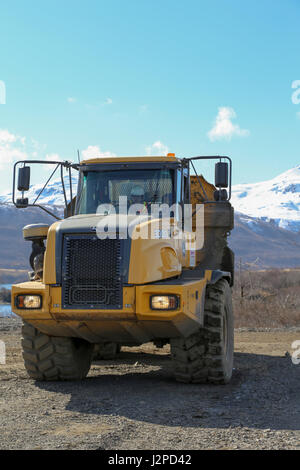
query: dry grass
1 267 299 329
233 268 300 328
0 288 11 303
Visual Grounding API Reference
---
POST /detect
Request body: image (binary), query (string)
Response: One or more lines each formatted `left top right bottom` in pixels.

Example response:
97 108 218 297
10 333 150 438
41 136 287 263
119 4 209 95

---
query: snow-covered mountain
231 165 300 232
0 174 78 207
1 201 300 271
0 164 300 271
2 165 299 232
229 212 300 268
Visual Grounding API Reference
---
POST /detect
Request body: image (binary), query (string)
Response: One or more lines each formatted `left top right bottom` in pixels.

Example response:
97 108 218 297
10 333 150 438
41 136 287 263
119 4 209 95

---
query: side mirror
215 162 228 188
16 198 29 208
18 166 30 192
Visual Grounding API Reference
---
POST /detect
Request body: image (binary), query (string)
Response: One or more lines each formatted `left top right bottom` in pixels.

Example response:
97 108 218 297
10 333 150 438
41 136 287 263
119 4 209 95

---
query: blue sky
0 0 299 193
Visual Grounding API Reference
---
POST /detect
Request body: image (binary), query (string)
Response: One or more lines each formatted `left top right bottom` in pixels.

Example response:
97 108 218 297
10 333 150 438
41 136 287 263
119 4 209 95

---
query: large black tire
93 342 121 360
221 246 235 287
21 322 93 381
170 278 234 384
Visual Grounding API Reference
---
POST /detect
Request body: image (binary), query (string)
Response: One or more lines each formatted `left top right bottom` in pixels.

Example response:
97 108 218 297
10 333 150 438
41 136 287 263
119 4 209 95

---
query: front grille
62 235 123 309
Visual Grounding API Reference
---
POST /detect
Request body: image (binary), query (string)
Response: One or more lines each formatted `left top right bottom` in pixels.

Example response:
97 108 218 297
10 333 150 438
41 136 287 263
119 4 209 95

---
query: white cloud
82 145 116 160
67 97 77 103
31 138 40 149
0 129 28 169
45 153 61 162
146 140 169 156
0 129 17 144
0 146 27 168
85 98 113 109
41 153 63 171
0 129 60 172
208 107 250 141
30 138 47 152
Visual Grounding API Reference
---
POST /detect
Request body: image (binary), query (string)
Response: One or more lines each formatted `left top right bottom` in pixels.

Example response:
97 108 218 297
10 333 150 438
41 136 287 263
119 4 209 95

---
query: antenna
77 149 81 164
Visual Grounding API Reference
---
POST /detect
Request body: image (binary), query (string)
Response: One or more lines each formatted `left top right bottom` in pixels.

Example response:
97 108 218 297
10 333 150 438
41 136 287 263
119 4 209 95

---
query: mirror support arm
183 155 232 201
12 160 78 220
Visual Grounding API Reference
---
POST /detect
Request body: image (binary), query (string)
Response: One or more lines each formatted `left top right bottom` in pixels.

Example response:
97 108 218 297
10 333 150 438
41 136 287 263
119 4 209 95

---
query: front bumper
12 276 209 343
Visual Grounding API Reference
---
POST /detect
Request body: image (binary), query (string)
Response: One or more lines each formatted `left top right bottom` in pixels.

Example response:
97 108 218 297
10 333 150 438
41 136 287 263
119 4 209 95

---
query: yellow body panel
135 273 211 322
23 224 49 240
80 155 179 165
50 286 136 320
43 221 59 284
129 238 181 284
12 282 51 321
128 219 183 284
11 271 213 343
42 217 191 287
190 174 216 204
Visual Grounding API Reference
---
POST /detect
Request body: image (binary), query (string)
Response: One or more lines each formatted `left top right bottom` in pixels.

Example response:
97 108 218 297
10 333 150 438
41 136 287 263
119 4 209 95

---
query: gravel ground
0 316 299 450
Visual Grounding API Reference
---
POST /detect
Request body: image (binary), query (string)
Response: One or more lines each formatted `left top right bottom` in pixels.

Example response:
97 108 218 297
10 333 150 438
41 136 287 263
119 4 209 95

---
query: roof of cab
80 154 179 165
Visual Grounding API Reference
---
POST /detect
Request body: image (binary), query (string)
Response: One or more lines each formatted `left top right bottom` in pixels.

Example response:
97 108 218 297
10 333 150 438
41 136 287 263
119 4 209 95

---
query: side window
182 171 190 230
183 174 189 204
171 170 181 221
176 170 182 205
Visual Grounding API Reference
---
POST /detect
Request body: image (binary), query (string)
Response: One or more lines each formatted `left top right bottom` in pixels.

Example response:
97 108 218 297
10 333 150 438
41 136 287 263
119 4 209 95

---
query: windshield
76 168 175 215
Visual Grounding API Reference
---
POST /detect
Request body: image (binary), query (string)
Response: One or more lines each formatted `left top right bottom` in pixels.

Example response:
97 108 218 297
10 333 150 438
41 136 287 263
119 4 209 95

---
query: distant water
0 304 12 317
0 284 12 317
0 284 12 290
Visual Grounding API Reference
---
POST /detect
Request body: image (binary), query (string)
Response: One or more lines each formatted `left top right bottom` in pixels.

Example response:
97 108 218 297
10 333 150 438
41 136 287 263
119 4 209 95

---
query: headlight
150 295 179 310
16 295 42 309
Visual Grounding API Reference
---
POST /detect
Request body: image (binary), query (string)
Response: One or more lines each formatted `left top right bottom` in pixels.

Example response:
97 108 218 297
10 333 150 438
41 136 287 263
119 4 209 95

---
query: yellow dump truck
11 154 234 383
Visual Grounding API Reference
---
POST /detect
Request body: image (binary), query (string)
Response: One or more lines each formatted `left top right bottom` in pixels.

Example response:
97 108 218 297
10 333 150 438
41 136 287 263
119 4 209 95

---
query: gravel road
0 316 299 450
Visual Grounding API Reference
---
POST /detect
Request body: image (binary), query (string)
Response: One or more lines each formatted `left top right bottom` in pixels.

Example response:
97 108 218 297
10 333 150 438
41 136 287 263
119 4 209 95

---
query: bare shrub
233 261 300 328
0 288 11 304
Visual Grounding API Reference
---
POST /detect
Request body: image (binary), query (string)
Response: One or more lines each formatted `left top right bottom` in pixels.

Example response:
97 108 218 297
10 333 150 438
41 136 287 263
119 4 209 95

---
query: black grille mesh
62 236 122 309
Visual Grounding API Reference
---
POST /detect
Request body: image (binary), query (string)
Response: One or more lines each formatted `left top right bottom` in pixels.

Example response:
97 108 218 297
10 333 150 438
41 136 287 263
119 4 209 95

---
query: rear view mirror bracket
183 155 232 203
12 160 79 220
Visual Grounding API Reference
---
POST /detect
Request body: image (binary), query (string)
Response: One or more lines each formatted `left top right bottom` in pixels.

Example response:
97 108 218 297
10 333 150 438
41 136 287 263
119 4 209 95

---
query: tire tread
171 278 234 384
21 322 93 381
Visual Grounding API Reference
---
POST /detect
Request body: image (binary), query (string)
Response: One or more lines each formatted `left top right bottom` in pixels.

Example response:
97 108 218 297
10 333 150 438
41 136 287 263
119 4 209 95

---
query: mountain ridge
2 164 299 232
231 164 300 232
0 165 299 272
